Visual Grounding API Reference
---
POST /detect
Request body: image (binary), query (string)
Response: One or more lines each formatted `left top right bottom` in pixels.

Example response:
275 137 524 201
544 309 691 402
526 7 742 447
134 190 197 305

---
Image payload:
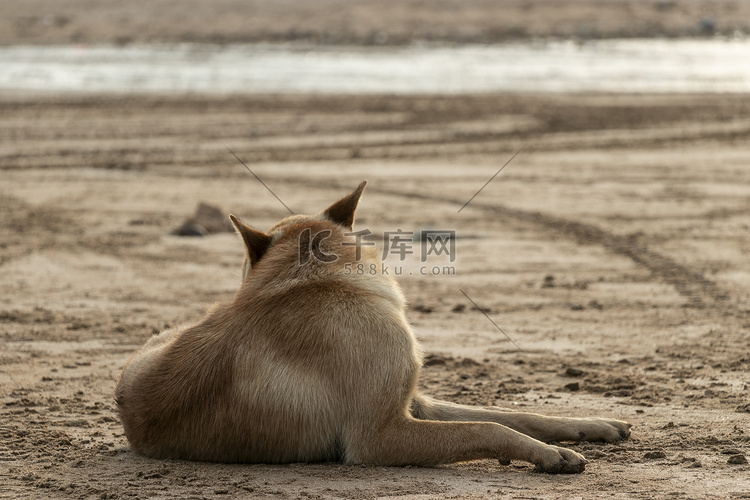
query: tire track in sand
276 178 730 309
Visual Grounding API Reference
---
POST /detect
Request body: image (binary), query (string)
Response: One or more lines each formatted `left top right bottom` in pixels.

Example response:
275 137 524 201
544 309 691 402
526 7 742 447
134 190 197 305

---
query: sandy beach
1 1 749 499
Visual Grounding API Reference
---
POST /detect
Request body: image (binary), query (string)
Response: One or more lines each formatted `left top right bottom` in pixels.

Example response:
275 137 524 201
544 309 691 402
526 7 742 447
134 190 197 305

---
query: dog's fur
115 181 631 473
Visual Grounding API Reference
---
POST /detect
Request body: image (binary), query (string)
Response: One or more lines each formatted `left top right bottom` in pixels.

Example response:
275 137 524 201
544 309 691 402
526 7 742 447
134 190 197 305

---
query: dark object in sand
172 202 233 237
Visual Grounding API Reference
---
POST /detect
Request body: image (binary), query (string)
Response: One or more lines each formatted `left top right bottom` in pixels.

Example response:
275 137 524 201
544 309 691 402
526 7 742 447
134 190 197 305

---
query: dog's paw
532 445 587 474
575 418 632 443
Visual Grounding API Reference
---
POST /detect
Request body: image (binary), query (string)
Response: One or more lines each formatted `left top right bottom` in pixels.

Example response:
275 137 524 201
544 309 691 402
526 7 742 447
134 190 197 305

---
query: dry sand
1 1 750 499
2 92 749 499
2 0 749 46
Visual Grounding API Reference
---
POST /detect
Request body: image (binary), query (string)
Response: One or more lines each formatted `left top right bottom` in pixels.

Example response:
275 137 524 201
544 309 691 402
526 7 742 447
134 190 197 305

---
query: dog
115 181 631 473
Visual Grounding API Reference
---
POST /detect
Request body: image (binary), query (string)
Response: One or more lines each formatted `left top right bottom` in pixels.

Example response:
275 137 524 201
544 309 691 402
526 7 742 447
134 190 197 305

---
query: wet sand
4 41 750 94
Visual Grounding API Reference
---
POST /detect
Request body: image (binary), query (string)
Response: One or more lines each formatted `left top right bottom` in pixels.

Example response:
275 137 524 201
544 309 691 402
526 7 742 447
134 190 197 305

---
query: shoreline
3 39 750 95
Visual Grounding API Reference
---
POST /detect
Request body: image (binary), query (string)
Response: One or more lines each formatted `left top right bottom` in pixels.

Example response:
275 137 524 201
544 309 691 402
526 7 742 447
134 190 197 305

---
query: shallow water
1 39 748 94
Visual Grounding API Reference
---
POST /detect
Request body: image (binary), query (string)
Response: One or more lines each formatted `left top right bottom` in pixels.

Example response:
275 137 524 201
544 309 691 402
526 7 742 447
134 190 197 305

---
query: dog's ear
323 181 367 230
229 214 272 267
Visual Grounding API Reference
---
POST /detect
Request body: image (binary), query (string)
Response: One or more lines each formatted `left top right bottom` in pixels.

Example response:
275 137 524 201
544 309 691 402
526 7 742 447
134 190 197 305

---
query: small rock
458 357 480 367
564 382 580 391
728 454 748 465
423 354 448 367
172 223 208 237
655 1 676 11
699 17 716 34
451 304 466 313
564 367 584 377
644 451 666 460
172 202 232 237
470 305 492 314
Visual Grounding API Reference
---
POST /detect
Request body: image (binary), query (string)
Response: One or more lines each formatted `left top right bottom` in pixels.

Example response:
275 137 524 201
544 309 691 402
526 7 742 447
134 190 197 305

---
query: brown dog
115 181 631 473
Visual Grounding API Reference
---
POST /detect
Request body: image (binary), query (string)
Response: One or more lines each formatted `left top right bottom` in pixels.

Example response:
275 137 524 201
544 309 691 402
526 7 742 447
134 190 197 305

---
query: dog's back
116 184 422 462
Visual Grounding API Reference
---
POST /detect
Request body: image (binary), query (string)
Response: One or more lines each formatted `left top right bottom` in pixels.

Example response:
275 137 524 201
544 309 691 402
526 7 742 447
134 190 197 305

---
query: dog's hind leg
345 416 587 473
410 394 631 443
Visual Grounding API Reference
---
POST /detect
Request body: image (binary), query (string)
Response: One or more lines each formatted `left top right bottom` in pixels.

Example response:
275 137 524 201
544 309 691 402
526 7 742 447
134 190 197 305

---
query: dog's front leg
344 417 587 473
411 394 631 443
